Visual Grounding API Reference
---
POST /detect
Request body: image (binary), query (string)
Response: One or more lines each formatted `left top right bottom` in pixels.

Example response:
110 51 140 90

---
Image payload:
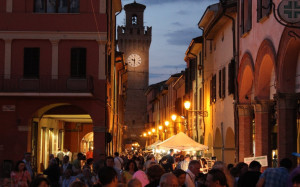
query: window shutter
257 0 262 22
247 0 252 32
262 0 271 18
185 69 189 94
175 98 182 115
219 70 222 99
228 60 235 95
210 79 213 104
222 67 226 98
212 75 217 103
199 52 202 76
191 59 196 81
241 0 245 34
199 87 203 109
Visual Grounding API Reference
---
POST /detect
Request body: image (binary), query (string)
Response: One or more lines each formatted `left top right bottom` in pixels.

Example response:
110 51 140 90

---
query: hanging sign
2 105 15 111
244 155 268 167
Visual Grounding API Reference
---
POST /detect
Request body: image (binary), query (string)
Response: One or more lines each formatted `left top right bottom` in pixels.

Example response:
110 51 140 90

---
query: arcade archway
31 103 93 173
81 132 94 153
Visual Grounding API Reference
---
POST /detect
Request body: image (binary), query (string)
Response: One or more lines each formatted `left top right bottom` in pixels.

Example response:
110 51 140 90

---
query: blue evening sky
117 0 218 84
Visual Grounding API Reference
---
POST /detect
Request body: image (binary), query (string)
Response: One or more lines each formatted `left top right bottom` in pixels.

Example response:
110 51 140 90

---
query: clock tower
117 1 151 146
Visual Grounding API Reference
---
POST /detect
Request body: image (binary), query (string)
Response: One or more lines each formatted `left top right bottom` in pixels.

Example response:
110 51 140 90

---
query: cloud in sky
177 10 189 15
165 27 202 46
171 22 182 26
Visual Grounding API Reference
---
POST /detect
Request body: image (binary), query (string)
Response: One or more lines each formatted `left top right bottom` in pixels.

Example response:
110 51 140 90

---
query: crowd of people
2 149 300 187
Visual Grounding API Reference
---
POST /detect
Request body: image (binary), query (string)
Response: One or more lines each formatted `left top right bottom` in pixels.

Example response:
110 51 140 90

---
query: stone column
4 39 12 79
276 93 297 166
253 100 272 166
50 39 59 79
238 104 253 162
93 124 106 160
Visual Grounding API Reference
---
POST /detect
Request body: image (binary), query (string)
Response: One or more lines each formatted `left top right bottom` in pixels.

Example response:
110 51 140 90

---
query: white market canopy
156 132 208 151
146 140 162 150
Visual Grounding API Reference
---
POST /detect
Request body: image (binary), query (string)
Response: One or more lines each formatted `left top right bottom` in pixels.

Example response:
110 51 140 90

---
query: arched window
132 15 137 25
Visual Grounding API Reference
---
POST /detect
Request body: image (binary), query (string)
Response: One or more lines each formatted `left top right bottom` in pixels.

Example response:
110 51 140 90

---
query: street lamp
148 131 151 135
158 125 163 130
184 101 191 110
152 128 156 133
171 114 177 121
184 100 208 142
184 100 208 117
143 132 147 137
165 121 169 127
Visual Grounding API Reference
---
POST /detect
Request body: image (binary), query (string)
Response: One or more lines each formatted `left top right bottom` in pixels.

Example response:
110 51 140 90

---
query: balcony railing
0 75 94 93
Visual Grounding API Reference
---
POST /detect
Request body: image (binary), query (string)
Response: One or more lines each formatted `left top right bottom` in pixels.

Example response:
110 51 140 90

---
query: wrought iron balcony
0 75 94 93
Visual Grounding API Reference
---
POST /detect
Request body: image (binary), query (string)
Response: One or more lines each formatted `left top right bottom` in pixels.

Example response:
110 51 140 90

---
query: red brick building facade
0 0 120 174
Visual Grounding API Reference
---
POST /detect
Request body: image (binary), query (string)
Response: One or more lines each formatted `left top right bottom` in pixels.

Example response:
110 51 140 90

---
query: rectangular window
222 67 226 98
219 70 222 99
175 98 183 115
24 48 40 78
241 0 252 35
34 0 80 13
257 0 271 22
199 52 202 76
218 68 226 99
71 48 86 78
199 87 203 109
210 74 216 104
228 60 235 95
190 58 196 81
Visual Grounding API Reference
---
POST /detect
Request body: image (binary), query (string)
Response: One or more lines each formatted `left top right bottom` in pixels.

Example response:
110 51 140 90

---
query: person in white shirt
185 160 201 187
65 148 73 162
178 154 190 171
114 152 123 170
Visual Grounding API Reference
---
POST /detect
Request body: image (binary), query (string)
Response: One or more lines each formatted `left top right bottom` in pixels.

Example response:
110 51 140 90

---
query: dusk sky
117 0 218 84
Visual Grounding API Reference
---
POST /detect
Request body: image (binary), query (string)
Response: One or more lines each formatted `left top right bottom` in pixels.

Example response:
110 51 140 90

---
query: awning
156 132 208 151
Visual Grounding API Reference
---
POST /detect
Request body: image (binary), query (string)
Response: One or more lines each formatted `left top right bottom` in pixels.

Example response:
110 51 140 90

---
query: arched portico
214 128 222 161
30 103 95 172
224 127 235 164
238 52 255 162
277 28 300 165
253 39 277 166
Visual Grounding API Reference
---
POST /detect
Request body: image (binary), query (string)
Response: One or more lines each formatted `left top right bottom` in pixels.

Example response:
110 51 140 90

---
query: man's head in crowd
98 167 118 187
106 156 115 167
188 160 201 176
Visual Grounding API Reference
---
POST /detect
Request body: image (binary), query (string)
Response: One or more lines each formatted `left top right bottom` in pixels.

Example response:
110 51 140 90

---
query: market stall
156 132 208 151
145 140 162 150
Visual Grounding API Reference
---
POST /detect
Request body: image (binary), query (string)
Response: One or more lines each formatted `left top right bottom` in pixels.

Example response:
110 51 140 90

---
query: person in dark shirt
165 149 175 172
238 160 261 187
145 164 165 187
43 158 60 187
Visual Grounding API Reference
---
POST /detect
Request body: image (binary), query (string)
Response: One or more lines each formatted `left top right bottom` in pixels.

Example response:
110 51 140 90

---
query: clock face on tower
127 54 142 67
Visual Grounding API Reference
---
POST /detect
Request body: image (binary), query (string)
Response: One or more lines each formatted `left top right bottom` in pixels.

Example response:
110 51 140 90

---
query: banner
244 155 268 167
